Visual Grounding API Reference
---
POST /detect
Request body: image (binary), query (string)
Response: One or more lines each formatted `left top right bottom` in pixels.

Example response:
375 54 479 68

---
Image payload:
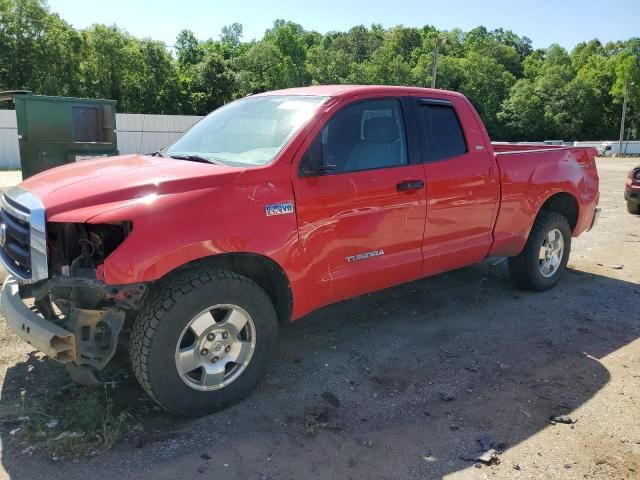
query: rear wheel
508 212 571 291
129 268 278 416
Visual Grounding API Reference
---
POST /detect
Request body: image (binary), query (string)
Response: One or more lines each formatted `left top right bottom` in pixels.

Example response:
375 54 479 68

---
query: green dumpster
0 91 118 179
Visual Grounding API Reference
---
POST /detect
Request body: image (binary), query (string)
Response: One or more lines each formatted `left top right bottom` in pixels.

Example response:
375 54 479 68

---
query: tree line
1 0 639 141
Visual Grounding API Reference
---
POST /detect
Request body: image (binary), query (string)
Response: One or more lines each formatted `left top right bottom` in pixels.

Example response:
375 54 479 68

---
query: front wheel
508 212 571 291
627 201 640 215
129 268 278 416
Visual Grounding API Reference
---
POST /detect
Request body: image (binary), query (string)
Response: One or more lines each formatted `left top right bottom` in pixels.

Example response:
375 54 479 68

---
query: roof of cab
253 84 464 100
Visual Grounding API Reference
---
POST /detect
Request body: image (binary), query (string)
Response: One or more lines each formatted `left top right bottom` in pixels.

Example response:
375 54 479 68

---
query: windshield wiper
169 154 221 165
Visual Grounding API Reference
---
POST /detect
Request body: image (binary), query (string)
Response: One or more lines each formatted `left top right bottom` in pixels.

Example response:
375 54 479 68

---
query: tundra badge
346 249 385 263
265 201 294 216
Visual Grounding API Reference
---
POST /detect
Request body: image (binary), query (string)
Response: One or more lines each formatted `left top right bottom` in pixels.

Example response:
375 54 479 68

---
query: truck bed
489 144 600 257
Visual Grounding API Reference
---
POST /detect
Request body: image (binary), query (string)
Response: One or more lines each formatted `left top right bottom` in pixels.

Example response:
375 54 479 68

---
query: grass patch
61 388 127 450
8 385 130 459
63 392 105 434
1 350 165 460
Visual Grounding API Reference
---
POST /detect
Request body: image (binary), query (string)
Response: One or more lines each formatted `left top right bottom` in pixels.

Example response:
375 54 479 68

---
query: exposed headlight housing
47 221 132 278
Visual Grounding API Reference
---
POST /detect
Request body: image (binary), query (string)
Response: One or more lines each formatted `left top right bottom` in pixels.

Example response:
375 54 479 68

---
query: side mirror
299 136 336 177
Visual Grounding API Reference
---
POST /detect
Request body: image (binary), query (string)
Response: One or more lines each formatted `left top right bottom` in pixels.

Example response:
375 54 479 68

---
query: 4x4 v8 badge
265 201 294 216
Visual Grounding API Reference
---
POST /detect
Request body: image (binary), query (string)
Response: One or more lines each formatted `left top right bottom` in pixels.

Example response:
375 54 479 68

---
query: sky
47 0 640 51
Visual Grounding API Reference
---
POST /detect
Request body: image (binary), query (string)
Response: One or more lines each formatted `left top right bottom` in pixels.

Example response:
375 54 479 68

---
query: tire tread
507 211 571 291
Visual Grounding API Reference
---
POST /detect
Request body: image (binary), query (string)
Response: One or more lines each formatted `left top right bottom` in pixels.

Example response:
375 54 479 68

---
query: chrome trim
1 195 29 222
0 248 33 280
0 186 48 283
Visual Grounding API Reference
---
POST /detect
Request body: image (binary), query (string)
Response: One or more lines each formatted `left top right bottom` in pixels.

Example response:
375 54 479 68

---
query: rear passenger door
292 97 427 307
413 97 500 276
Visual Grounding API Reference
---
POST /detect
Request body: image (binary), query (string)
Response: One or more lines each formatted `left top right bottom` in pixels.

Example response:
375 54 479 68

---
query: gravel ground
0 157 638 479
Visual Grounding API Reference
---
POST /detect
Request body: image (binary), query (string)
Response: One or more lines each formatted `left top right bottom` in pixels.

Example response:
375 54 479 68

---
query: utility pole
618 81 631 157
431 37 447 89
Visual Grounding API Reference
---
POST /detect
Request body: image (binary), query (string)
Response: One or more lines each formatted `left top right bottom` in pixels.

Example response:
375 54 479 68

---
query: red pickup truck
0 85 600 415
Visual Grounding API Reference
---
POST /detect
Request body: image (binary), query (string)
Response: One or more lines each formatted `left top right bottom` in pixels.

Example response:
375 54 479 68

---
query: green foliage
499 41 639 140
63 392 104 434
441 53 516 136
0 0 638 140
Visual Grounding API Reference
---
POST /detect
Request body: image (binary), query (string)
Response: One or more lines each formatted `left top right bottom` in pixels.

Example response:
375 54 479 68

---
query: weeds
4 384 134 459
1 350 163 460
63 392 104 434
101 389 126 450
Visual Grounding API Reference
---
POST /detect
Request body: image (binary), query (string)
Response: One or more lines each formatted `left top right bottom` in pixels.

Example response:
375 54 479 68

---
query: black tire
129 267 278 416
627 201 640 215
508 211 571 291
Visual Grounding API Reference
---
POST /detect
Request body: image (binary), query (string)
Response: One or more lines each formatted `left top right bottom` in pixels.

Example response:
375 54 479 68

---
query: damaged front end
32 222 145 383
0 188 145 385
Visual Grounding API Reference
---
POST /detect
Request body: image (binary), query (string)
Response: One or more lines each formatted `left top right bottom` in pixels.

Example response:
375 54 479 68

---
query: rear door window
417 103 467 162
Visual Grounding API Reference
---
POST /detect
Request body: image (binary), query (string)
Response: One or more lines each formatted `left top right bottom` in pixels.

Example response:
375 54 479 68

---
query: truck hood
19 154 245 222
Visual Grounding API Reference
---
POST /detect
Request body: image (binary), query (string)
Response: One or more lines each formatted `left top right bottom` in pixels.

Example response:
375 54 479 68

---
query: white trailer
601 141 640 156
573 141 609 156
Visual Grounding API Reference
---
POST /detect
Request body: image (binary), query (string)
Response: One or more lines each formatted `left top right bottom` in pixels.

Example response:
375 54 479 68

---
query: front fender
86 169 299 285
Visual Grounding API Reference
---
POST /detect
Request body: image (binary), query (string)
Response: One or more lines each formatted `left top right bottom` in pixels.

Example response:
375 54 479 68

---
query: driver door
292 97 427 309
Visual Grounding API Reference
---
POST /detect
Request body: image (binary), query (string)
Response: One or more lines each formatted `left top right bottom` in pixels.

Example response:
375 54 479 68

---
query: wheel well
539 193 579 231
178 253 293 323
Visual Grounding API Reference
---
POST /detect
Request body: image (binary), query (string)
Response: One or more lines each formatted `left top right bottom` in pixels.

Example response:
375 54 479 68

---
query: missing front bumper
1 275 126 369
1 276 76 362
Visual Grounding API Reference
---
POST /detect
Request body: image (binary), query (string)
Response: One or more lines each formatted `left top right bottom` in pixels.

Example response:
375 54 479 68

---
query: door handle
396 180 425 192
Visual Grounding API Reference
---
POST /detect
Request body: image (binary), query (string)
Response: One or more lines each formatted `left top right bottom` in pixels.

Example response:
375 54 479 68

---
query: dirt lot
0 157 638 480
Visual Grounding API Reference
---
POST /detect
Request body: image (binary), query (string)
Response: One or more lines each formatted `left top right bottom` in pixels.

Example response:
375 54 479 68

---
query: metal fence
0 110 19 170
115 113 203 155
0 111 203 191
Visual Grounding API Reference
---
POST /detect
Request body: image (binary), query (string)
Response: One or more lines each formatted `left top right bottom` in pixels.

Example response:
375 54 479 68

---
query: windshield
163 95 327 166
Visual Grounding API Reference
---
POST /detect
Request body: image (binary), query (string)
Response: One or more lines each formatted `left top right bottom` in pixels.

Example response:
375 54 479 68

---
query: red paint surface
19 86 600 321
